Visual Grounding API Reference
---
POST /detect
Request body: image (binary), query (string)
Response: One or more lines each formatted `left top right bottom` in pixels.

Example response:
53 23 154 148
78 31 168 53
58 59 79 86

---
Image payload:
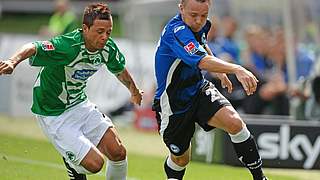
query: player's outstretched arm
116 68 143 105
0 43 36 75
198 55 258 95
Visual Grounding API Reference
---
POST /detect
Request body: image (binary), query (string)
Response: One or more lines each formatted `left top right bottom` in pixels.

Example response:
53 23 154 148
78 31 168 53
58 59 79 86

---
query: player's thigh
80 102 124 161
196 82 232 131
36 110 98 166
97 127 126 161
207 105 245 134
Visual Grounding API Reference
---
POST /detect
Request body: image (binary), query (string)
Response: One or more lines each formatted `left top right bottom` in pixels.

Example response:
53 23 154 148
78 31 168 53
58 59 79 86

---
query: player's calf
229 126 266 180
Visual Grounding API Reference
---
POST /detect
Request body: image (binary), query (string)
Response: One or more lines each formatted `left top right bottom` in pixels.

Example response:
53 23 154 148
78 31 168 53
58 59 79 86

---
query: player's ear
82 24 89 32
178 3 183 13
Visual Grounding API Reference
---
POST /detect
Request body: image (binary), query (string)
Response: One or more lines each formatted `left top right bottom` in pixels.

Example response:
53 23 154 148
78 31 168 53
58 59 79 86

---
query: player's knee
226 113 243 134
109 145 127 161
85 157 104 174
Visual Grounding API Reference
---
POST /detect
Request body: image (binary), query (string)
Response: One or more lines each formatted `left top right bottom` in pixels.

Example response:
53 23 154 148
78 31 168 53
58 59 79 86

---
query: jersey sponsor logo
184 42 198 55
169 144 180 154
174 25 185 33
72 69 97 81
41 41 55 51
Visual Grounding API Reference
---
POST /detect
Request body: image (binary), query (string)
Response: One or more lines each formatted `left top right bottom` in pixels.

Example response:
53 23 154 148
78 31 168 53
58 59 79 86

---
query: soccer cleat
262 177 269 180
62 157 87 180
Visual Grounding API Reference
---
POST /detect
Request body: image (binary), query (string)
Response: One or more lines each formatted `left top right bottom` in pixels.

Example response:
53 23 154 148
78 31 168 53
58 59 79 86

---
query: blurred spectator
293 58 320 120
39 0 78 37
243 28 314 115
305 76 320 121
271 29 314 83
241 25 274 78
217 16 241 64
207 16 222 57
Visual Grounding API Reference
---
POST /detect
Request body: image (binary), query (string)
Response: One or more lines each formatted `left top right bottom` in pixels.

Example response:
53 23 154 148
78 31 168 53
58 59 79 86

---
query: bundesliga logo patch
41 41 55 51
184 42 198 55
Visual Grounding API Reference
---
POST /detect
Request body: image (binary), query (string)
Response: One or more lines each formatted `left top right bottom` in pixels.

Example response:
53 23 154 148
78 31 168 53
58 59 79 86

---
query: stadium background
0 0 320 179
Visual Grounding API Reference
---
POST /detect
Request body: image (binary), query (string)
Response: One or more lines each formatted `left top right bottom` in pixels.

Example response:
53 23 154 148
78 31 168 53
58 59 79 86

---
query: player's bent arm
198 55 258 95
203 45 228 77
203 45 233 93
198 55 242 74
116 68 143 105
0 43 36 75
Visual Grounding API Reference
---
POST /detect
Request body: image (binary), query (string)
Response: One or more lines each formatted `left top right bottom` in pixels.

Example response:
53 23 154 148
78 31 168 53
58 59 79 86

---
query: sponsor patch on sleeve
41 41 55 51
184 42 198 55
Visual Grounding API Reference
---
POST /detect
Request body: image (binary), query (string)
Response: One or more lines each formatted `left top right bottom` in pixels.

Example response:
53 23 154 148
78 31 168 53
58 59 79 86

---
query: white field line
0 154 140 180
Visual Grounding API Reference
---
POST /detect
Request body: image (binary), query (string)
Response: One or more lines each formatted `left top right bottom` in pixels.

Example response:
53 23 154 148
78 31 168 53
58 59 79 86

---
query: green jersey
29 29 125 116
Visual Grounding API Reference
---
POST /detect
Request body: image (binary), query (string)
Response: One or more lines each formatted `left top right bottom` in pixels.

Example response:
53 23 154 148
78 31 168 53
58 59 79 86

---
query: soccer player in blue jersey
152 0 268 180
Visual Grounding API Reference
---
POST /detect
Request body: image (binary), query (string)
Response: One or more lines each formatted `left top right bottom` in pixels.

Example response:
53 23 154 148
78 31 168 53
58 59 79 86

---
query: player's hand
234 66 258 95
216 73 233 93
0 60 16 75
130 89 144 106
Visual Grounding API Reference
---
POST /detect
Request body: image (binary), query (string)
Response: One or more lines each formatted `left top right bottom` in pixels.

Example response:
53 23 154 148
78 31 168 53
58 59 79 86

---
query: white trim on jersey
101 50 110 63
68 45 86 67
159 59 181 136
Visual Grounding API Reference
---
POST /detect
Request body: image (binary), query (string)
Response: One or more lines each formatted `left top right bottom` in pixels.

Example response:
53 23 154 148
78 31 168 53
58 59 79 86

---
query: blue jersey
154 14 211 115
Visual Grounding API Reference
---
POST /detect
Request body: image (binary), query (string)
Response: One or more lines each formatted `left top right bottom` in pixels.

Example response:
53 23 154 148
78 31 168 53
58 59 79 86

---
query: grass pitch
0 115 317 180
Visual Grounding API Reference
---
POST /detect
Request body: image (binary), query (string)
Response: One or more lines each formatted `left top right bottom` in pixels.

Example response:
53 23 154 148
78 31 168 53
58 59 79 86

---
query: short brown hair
180 0 211 6
83 3 111 28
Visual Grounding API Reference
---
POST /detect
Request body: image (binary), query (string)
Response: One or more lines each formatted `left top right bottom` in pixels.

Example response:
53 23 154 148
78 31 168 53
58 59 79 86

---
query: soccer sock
106 157 127 180
164 156 186 180
229 127 264 180
62 157 87 180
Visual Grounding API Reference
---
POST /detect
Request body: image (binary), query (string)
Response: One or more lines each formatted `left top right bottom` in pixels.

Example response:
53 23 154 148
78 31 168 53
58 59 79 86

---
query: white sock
106 158 127 180
166 156 185 171
229 126 251 143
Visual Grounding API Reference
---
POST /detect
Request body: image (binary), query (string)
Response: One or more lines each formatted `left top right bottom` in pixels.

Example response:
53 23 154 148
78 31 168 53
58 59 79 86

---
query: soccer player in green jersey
0 3 142 180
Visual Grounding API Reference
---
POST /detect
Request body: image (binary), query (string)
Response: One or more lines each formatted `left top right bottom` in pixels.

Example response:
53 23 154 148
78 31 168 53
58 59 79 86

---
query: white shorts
36 100 113 166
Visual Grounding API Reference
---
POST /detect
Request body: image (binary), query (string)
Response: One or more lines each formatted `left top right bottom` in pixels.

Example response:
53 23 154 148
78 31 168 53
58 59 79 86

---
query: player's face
83 18 113 52
179 0 210 32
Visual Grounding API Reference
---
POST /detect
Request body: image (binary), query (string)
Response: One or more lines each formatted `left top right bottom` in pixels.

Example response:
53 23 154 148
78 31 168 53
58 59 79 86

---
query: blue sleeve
169 25 207 67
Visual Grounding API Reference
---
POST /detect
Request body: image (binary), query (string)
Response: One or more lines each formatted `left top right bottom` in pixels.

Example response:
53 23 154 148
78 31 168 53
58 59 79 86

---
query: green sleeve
105 39 125 74
29 35 75 67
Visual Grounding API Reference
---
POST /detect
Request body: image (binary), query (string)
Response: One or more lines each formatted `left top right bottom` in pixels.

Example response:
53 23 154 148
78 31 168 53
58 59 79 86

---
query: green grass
0 133 296 180
0 116 315 180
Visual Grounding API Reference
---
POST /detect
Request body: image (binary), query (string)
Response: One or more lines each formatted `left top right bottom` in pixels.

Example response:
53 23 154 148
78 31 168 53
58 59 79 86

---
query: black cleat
62 157 87 180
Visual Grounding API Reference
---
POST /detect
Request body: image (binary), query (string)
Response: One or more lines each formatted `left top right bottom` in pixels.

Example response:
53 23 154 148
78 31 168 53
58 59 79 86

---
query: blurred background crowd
0 0 319 122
